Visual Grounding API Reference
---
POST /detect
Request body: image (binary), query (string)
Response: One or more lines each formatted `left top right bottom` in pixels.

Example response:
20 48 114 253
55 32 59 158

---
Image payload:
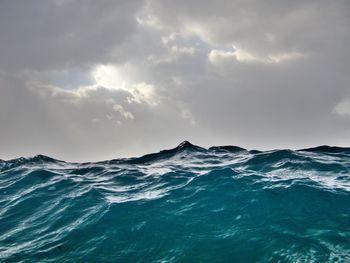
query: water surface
1 142 350 262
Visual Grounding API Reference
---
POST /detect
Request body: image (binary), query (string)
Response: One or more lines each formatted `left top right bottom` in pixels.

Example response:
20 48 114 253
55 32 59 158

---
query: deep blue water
1 141 350 262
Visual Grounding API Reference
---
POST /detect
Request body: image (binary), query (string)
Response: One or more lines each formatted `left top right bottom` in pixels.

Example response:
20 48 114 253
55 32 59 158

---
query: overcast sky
1 0 350 161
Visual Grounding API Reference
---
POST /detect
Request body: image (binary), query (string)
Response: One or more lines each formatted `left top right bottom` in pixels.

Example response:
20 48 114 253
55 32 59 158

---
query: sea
0 141 349 262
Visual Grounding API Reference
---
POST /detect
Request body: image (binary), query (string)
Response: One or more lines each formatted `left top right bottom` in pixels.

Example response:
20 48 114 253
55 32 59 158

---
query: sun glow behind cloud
0 0 349 161
91 64 159 106
92 64 128 90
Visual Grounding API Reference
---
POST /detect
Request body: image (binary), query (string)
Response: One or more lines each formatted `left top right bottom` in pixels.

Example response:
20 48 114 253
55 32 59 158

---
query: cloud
90 64 160 106
0 0 143 71
208 46 303 64
334 99 350 117
147 0 350 56
112 104 134 120
0 0 350 161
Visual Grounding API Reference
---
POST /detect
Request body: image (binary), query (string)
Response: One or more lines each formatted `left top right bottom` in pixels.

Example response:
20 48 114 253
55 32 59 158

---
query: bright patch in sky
0 0 349 161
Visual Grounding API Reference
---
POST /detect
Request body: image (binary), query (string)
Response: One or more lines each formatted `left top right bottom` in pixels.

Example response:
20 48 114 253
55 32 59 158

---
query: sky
1 0 350 162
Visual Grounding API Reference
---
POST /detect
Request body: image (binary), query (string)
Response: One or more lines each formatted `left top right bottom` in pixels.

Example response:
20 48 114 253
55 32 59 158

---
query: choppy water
1 141 350 262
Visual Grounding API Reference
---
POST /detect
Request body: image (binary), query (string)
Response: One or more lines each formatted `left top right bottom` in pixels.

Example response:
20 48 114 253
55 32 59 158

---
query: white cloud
127 82 159 106
209 46 303 64
147 32 196 65
177 102 196 126
334 99 350 117
112 104 135 120
136 14 163 30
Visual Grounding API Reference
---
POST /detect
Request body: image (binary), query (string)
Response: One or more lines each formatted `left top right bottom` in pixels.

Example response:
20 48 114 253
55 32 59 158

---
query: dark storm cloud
0 0 349 161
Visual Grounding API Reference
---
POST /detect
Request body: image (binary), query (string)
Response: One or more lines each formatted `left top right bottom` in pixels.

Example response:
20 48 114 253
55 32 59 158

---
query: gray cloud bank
0 0 350 161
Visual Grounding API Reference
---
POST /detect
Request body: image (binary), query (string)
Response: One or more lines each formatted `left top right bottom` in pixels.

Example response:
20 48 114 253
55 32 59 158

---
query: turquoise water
1 141 350 262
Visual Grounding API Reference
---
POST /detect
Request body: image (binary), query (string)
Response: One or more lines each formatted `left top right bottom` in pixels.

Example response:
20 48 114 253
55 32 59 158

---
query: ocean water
1 141 350 262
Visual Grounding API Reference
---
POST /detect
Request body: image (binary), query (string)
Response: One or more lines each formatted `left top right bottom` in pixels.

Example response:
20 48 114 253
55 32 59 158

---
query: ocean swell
0 141 350 262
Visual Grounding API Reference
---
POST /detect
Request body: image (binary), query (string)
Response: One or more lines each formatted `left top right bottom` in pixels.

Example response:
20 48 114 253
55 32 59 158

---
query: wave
0 142 350 262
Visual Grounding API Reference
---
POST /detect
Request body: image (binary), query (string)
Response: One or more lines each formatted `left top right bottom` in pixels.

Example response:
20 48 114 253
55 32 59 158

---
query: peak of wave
126 141 206 164
3 155 62 168
175 141 205 151
30 154 61 163
299 145 350 154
